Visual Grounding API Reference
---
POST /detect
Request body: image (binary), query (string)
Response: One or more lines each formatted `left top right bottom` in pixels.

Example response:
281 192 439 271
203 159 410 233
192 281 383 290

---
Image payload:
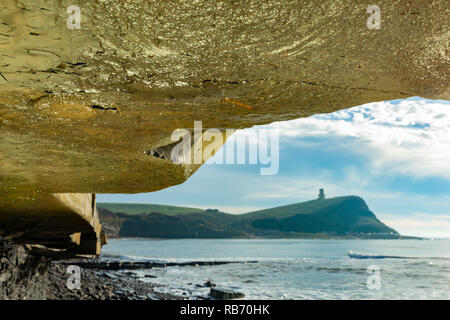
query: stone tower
318 188 325 199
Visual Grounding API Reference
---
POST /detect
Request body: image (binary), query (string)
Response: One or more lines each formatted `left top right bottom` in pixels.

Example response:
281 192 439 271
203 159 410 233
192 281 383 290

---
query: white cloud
260 98 450 179
381 212 450 238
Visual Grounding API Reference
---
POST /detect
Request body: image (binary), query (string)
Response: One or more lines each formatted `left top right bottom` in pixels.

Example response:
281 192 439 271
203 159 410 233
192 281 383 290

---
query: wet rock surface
57 259 257 270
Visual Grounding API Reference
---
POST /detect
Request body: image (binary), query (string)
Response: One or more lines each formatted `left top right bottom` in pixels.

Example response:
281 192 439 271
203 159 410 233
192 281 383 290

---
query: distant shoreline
97 196 403 240
105 235 426 241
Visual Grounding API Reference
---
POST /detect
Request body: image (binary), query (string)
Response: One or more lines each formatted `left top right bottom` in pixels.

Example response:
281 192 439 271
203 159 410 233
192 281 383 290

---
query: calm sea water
101 239 450 300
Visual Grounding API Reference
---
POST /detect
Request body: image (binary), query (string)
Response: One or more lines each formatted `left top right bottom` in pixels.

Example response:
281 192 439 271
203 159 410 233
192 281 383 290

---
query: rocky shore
47 262 181 300
1 240 248 300
58 259 257 270
46 259 251 300
0 242 49 300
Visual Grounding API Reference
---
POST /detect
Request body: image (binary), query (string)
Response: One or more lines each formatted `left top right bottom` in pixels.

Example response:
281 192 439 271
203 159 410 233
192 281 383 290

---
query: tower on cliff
318 188 325 200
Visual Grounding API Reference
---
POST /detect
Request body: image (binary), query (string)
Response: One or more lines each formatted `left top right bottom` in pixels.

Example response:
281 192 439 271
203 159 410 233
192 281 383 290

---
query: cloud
257 98 450 179
381 212 450 238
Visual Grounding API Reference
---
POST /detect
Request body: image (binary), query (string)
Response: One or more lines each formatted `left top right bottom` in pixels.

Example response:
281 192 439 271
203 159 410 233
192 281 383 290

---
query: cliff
98 196 399 239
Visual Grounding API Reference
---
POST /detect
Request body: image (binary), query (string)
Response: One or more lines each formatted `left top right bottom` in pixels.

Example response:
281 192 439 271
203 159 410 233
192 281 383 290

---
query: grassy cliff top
239 196 367 219
97 203 205 216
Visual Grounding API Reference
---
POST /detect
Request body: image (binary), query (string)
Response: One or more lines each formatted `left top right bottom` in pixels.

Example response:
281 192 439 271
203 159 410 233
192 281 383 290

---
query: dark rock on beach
59 259 256 270
209 287 245 300
203 280 216 288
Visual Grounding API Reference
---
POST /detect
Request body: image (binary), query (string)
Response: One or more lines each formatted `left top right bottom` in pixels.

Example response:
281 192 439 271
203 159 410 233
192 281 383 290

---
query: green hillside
97 202 205 216
98 196 400 239
235 196 398 236
237 196 363 219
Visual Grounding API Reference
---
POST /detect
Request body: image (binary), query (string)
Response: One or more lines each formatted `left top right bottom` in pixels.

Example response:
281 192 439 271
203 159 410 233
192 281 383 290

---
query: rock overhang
0 0 448 254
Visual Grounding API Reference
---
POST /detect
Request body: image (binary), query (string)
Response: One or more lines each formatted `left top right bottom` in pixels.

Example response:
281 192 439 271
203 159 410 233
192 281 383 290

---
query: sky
98 97 450 238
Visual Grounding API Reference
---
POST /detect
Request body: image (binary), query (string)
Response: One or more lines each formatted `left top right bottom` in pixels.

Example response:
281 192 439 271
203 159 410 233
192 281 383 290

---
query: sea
101 238 450 300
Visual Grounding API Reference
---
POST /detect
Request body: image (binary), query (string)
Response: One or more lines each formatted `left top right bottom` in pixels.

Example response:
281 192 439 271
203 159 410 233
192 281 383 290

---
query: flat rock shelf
58 259 258 270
